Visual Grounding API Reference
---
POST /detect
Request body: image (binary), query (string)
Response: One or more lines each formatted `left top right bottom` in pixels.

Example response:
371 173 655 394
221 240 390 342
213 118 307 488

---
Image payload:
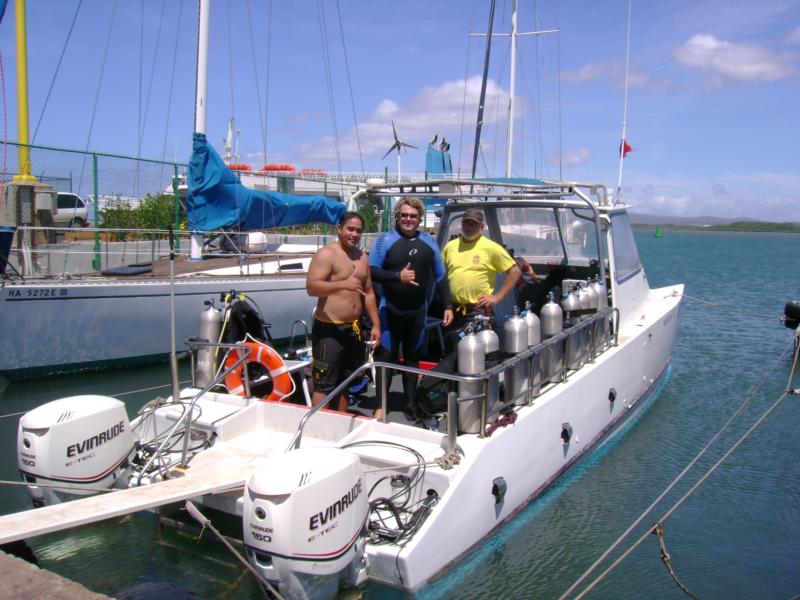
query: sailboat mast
505 0 518 179
194 0 211 134
13 0 33 182
470 0 497 179
190 0 211 261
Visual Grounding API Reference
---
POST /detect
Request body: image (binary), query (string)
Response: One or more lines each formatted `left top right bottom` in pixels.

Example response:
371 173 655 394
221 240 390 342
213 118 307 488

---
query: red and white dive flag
619 139 634 158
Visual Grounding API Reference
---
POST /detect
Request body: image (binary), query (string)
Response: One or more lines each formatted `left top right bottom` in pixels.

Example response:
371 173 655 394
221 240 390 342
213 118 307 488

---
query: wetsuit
369 227 451 412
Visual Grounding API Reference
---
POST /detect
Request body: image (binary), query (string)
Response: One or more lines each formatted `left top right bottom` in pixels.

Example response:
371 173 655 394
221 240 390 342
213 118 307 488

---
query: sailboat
0 1 347 381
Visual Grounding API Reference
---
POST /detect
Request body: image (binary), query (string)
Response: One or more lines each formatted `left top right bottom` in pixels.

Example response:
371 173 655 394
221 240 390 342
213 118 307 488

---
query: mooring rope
653 522 701 600
560 335 799 600
668 290 779 322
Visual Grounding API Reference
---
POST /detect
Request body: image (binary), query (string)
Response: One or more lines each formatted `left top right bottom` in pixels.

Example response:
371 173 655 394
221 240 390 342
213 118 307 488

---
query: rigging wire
471 0 497 179
532 1 546 178
556 0 562 180
159 0 185 185
559 335 799 600
317 0 343 175
263 0 273 165
245 0 266 165
668 290 782 322
77 0 117 196
1 52 7 181
335 0 366 178
31 0 83 145
226 0 236 151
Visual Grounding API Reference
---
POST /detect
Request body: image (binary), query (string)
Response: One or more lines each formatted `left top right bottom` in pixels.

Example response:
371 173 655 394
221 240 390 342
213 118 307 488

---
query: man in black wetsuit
369 198 453 420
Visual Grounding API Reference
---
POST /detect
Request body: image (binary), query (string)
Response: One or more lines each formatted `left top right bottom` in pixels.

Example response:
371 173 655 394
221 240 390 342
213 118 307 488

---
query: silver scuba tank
561 286 583 370
503 306 529 406
582 279 599 358
457 330 486 434
195 300 224 387
522 301 542 397
540 291 564 384
476 326 500 419
591 277 609 346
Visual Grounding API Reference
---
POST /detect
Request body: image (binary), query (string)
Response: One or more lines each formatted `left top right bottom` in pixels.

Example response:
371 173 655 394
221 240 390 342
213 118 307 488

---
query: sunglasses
398 213 419 219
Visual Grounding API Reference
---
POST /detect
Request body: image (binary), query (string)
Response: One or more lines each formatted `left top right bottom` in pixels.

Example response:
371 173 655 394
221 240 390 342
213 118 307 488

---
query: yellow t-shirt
442 235 516 305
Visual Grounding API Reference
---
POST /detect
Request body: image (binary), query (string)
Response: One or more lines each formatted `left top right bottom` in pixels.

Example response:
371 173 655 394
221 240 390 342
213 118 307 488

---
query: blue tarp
425 146 452 178
187 133 345 232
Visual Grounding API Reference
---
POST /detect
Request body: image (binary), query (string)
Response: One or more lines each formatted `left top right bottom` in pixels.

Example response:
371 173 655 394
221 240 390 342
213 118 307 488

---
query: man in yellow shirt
441 208 521 331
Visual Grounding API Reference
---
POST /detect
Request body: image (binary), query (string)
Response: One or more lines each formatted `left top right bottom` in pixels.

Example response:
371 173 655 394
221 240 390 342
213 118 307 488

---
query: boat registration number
5 288 67 298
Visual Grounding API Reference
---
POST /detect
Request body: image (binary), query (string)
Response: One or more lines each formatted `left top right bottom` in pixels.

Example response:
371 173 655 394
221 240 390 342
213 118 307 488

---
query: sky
0 0 798 221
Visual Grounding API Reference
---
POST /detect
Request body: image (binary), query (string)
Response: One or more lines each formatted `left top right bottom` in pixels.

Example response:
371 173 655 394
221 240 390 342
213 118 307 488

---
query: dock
0 550 109 599
0 428 304 545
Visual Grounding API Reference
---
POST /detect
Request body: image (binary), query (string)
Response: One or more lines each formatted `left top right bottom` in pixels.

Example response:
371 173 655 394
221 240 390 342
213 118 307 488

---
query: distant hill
628 213 747 226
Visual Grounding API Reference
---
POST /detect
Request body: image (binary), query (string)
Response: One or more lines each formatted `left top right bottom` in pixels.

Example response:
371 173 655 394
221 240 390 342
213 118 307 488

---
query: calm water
1 230 798 599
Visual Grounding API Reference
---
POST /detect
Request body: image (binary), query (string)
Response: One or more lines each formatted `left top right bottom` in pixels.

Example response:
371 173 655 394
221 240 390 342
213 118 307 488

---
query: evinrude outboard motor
244 448 368 600
522 301 542 396
540 292 564 384
475 324 500 422
561 286 582 370
17 396 134 507
503 307 529 406
457 329 486 434
195 299 224 388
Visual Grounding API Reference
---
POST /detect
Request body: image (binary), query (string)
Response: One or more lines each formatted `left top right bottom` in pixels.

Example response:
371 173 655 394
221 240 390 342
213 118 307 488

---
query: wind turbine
382 120 417 180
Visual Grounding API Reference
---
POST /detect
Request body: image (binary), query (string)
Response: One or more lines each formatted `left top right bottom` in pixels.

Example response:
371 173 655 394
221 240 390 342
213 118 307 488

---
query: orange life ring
224 341 293 401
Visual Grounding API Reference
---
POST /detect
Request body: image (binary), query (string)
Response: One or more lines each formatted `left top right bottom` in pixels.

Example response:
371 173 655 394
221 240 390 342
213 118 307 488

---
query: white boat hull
0 274 313 379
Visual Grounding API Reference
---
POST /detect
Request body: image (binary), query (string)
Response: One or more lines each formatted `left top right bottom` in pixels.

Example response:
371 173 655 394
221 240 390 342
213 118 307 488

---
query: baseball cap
462 208 485 224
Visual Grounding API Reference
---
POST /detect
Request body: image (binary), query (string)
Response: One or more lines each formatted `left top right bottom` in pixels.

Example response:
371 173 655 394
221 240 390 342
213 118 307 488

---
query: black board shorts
311 318 363 394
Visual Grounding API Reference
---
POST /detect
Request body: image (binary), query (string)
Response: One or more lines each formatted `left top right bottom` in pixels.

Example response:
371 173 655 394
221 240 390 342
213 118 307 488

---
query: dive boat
5 177 682 599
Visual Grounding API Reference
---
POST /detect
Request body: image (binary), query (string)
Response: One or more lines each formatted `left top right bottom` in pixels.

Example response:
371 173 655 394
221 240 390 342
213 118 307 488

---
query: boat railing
1 225 339 278
133 339 257 481
287 306 619 451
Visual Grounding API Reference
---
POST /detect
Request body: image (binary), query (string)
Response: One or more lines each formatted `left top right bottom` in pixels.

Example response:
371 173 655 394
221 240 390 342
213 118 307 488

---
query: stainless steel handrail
286 306 619 450
135 340 256 481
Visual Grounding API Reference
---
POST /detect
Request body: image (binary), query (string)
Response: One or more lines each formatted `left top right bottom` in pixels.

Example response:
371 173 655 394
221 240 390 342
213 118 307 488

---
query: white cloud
559 60 673 91
674 34 795 84
559 148 591 168
788 26 800 44
296 76 509 167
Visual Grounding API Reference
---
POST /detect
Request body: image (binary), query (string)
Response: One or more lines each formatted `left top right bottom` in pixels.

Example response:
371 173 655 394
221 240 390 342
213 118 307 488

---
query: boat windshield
440 205 604 267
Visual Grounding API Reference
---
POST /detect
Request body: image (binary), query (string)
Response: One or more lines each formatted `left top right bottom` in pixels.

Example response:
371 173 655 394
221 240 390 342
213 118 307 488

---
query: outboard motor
17 396 134 507
503 306 529 406
475 324 500 422
561 286 582 370
522 301 542 396
540 292 564 384
195 299 224 388
244 448 368 600
457 329 486 434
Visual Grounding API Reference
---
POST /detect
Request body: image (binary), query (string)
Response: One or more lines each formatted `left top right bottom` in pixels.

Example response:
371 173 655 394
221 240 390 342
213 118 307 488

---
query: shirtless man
306 211 380 411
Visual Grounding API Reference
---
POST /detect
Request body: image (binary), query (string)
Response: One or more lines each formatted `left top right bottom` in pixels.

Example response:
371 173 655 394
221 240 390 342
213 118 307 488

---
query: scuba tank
590 277 609 346
503 306 529 406
580 280 598 361
476 325 500 421
561 286 582 370
457 329 486 434
522 301 542 397
540 291 564 385
195 299 224 388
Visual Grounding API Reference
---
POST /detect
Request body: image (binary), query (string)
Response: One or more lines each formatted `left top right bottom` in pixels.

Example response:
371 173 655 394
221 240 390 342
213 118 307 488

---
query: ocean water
1 230 798 599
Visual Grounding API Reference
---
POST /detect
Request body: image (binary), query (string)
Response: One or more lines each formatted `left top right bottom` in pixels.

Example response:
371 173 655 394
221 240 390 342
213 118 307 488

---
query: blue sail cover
187 133 345 232
425 146 452 178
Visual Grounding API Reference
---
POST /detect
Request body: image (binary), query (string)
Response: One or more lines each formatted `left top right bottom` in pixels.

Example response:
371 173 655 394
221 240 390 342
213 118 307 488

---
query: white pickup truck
53 193 93 227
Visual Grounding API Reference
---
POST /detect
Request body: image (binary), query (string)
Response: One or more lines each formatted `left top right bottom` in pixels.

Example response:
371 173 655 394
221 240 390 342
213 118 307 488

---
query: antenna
615 0 633 204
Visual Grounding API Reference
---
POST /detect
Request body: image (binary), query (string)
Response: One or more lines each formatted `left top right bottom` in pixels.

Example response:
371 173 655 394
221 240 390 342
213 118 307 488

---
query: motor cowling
244 448 368 600
17 395 134 506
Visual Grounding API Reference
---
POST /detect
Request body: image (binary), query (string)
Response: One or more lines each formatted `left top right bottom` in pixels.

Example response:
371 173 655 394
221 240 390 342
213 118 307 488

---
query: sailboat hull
0 273 314 380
